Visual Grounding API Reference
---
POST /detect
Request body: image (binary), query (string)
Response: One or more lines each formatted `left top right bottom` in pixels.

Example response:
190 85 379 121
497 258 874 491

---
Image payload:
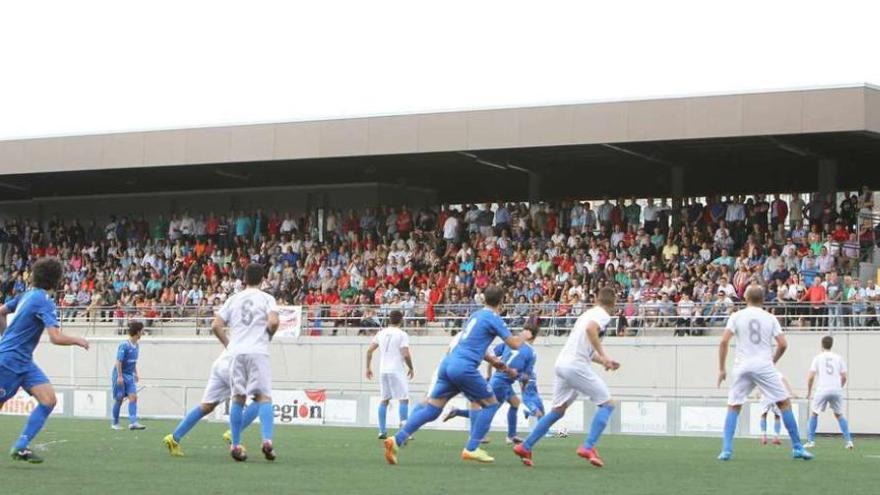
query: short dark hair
484 285 504 307
821 335 833 350
128 321 144 336
389 310 403 325
597 287 617 308
244 263 265 286
31 257 63 291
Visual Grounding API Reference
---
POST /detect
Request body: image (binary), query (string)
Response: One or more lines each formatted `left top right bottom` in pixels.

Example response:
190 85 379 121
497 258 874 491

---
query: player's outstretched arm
805 370 816 399
587 322 618 370
0 304 9 335
266 310 280 336
365 342 378 380
211 316 229 348
402 347 414 379
717 329 733 386
841 370 847 388
47 326 89 350
772 334 788 364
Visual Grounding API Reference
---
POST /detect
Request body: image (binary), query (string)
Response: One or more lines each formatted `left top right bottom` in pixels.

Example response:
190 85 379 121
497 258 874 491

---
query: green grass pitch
0 416 876 495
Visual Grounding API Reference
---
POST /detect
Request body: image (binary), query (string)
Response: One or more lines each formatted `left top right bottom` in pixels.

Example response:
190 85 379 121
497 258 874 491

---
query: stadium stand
1 190 878 336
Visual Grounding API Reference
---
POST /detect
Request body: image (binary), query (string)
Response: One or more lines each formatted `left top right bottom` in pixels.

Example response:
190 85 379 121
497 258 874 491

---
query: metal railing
50 301 880 336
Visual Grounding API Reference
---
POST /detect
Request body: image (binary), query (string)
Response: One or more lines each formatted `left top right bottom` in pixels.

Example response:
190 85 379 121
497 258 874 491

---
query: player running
758 374 794 446
0 257 90 463
163 346 262 456
716 285 812 461
212 263 280 462
366 310 415 440
383 285 521 464
514 287 620 468
111 322 147 430
804 336 853 449
442 323 538 445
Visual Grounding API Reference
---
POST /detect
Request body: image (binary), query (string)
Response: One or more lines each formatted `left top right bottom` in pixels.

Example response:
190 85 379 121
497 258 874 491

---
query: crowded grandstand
2 190 877 335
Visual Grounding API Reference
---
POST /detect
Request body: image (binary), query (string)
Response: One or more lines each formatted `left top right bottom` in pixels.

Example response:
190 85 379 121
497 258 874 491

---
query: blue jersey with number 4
0 289 59 372
448 308 511 366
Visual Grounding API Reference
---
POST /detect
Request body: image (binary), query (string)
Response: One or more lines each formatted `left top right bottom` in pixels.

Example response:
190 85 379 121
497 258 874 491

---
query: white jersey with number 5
726 306 781 366
218 287 279 356
810 351 846 394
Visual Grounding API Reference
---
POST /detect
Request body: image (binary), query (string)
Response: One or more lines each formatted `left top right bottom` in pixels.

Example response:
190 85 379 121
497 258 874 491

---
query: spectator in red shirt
801 276 827 329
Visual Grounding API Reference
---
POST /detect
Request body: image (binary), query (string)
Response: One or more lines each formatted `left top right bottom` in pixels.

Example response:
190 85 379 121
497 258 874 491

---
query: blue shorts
489 376 515 404
111 371 137 400
522 389 544 418
0 361 50 404
430 358 494 402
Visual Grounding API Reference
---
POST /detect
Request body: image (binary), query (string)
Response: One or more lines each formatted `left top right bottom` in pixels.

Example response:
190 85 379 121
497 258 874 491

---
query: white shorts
727 361 787 406
811 390 844 415
230 353 272 397
201 357 232 404
760 397 782 416
551 364 611 408
380 372 409 401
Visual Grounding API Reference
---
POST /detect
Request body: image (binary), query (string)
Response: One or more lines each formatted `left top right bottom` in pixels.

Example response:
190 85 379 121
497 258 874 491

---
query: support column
528 172 543 203
817 158 838 198
670 165 684 230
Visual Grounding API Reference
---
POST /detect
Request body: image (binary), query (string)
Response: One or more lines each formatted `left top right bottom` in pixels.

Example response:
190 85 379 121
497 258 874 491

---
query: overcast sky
1 0 877 140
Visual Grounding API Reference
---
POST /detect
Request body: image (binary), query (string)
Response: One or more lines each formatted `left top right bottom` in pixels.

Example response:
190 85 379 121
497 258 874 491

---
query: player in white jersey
212 264 280 462
717 286 812 461
514 287 620 468
805 336 853 449
163 349 261 456
758 374 794 446
366 310 415 439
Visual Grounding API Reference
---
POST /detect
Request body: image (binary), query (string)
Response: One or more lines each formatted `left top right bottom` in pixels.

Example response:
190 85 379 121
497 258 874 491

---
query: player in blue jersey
0 258 90 463
442 322 539 444
111 322 146 430
384 285 521 464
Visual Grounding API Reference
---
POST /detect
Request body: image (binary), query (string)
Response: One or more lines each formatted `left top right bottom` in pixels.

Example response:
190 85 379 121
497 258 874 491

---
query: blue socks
394 404 442 446
583 403 614 450
838 417 852 442
229 402 244 446
258 402 274 442
523 409 563 451
399 401 409 423
721 409 739 453
454 408 470 418
112 400 123 424
173 406 208 442
781 408 803 449
243 401 261 428
378 402 388 434
128 401 138 424
773 416 781 436
175 401 261 443
13 403 54 450
760 417 767 434
808 414 818 442
410 402 425 416
467 403 500 451
507 406 519 439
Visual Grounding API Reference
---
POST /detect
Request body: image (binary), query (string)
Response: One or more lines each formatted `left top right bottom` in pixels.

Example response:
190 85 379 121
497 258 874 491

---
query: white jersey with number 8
218 287 279 356
726 306 782 366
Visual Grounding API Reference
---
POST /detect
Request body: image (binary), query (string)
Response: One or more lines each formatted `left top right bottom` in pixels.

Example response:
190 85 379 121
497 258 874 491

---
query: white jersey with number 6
726 306 781 366
218 287 279 356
